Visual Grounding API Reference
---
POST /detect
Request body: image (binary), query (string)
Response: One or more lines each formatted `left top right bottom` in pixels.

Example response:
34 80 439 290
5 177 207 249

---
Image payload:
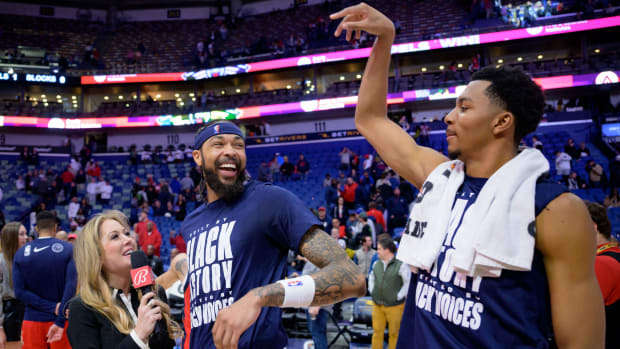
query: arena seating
3 122 619 269
2 1 616 76
3 50 617 118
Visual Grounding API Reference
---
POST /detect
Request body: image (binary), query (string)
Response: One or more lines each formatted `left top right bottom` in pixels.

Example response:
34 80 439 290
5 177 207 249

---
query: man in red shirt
134 210 162 256
341 177 358 210
585 201 620 349
140 221 162 257
60 165 74 194
367 201 386 232
170 229 187 253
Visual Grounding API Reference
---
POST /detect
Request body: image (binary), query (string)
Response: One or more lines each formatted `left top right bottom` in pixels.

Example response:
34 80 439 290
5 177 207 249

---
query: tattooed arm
212 228 365 348
251 227 366 307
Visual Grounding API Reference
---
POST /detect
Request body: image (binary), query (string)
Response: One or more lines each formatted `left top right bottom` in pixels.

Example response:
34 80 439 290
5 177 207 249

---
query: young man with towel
330 3 604 348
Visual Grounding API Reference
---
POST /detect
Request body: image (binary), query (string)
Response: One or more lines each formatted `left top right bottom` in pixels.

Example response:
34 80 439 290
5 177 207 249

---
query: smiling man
181 120 365 349
331 3 604 348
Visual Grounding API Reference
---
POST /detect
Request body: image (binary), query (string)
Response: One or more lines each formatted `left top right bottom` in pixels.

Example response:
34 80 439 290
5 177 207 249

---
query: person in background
66 210 179 348
13 211 76 349
0 222 28 349
146 245 164 276
354 235 376 278
296 154 310 182
584 201 620 349
369 235 410 349
604 187 620 208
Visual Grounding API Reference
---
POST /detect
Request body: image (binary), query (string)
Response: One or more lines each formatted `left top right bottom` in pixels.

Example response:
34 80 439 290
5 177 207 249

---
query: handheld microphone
130 250 161 335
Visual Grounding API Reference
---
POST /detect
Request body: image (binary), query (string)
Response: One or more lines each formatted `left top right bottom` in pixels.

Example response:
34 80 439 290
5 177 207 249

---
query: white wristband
277 275 315 308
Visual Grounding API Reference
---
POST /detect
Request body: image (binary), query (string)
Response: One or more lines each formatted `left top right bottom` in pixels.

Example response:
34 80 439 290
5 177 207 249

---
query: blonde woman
66 210 179 348
0 222 28 349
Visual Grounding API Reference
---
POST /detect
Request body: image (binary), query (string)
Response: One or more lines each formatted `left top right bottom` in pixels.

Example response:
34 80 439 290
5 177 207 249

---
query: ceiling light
118 95 123 99
104 96 109 100
356 74 362 79
71 96 76 100
339 76 345 81
457 63 463 68
439 65 444 70
286 85 291 89
41 94 46 98
176 98 181 101
537 55 543 59
174 93 179 97
517 57 523 61
594 49 600 53
236 88 241 93
189 93 194 97
496 64 501 68
192 97 196 101
221 90 225 95
156 94 161 98
497 59 504 64
56 95 61 99
421 67 427 72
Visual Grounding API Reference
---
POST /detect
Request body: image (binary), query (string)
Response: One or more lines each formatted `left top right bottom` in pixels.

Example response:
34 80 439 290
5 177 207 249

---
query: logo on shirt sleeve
24 245 31 257
52 243 64 253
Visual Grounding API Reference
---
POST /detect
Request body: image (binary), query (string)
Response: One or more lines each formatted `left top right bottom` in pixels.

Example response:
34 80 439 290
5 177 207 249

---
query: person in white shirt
174 148 184 163
86 177 98 204
100 180 113 205
16 175 25 190
166 150 175 163
70 157 81 176
363 154 374 171
184 146 193 162
555 151 572 177
67 196 80 220
140 150 152 163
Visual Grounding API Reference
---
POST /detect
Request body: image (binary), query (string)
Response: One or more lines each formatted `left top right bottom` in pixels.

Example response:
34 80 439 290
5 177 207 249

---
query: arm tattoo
251 283 285 307
174 257 187 274
250 227 364 308
299 227 365 305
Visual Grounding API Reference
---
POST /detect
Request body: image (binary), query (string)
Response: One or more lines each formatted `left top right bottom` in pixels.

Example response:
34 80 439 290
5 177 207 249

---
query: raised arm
536 193 605 349
330 3 447 188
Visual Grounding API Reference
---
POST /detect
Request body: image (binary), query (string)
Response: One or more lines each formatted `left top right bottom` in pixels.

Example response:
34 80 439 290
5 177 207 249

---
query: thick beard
202 163 247 203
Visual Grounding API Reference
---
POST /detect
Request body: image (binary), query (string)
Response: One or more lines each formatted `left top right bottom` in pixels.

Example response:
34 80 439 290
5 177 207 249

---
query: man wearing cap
316 207 329 230
67 234 77 245
181 120 365 349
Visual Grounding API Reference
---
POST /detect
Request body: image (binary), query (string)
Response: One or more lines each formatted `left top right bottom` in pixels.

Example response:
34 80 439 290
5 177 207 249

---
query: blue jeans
306 309 328 349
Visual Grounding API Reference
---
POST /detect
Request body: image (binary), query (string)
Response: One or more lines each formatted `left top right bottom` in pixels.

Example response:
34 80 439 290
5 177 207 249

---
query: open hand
46 324 64 343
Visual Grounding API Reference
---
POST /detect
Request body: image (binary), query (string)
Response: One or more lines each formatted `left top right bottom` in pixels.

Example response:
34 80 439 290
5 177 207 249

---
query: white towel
396 149 549 278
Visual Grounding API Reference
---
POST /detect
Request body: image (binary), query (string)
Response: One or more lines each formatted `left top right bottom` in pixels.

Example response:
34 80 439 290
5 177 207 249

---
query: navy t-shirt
396 176 566 348
181 180 320 349
13 237 76 327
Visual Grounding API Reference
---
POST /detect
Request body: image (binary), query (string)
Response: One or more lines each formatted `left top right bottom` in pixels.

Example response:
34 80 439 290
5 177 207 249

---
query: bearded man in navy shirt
181 120 365 349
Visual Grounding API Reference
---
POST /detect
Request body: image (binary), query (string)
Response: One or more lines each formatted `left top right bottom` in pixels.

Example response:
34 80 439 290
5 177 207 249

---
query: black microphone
130 250 161 336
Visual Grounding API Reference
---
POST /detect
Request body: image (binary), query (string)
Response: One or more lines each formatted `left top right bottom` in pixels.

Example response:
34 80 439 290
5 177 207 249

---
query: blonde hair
74 210 181 338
